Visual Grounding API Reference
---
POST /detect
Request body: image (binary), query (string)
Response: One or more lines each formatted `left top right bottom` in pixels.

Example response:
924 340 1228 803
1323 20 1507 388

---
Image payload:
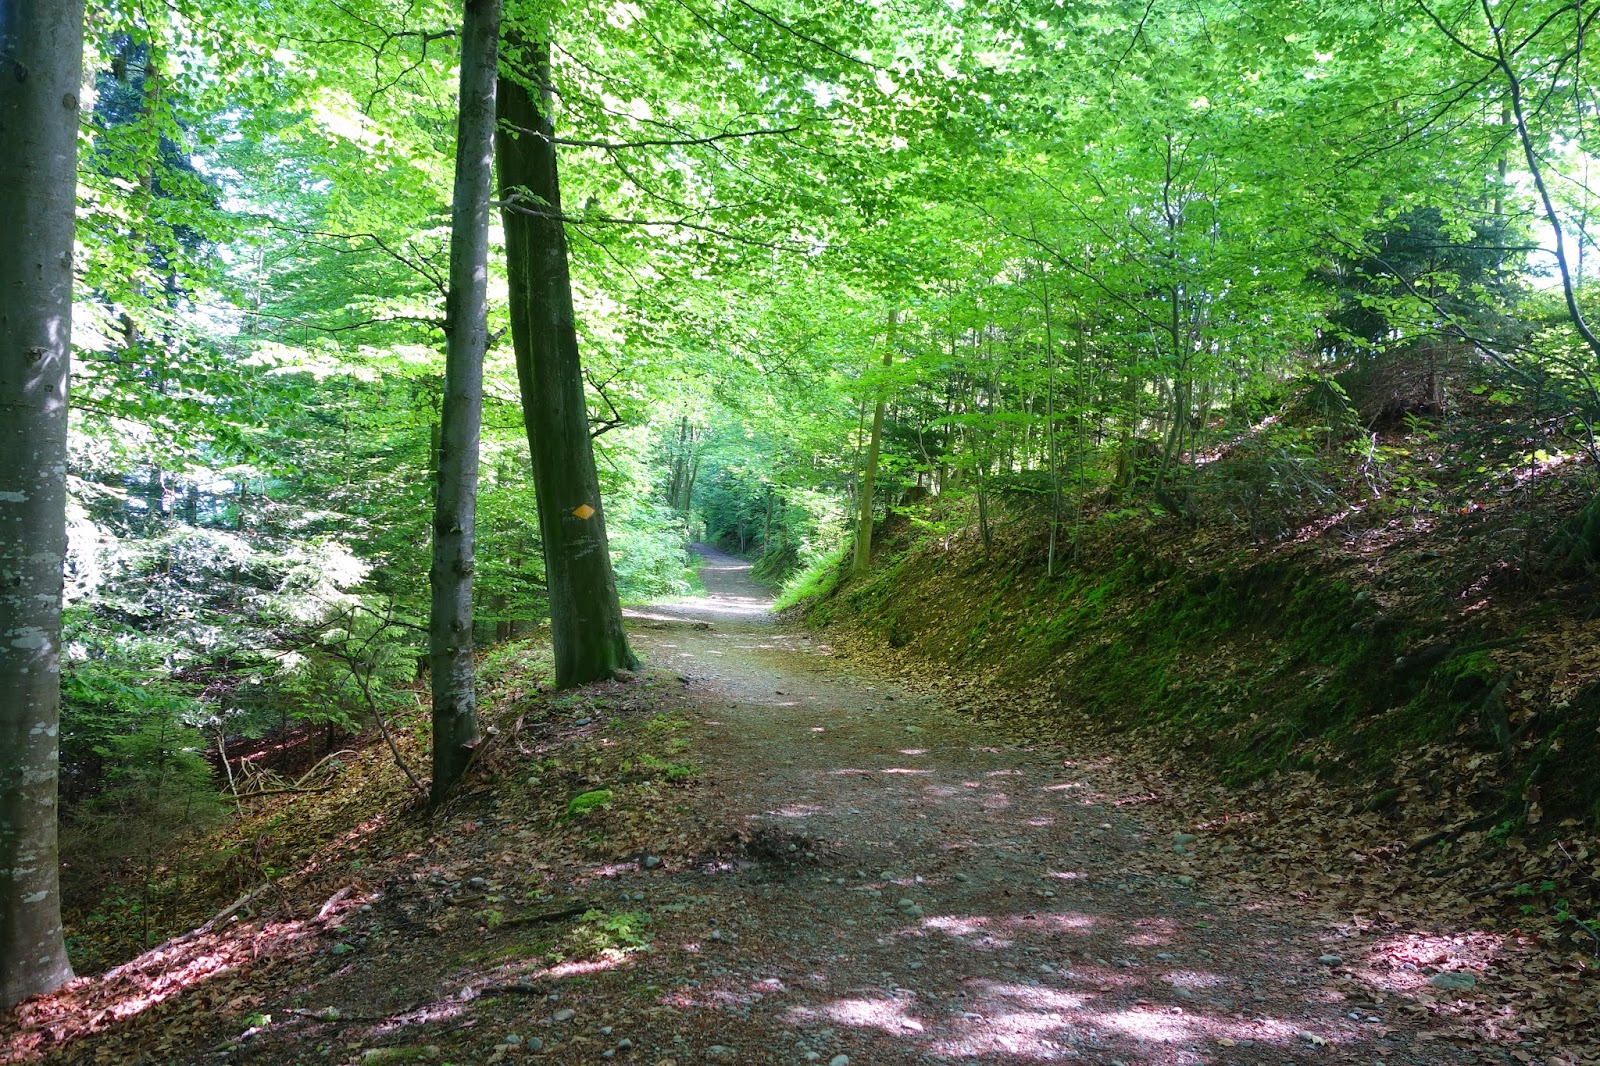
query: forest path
9 549 1494 1066
590 546 1463 1065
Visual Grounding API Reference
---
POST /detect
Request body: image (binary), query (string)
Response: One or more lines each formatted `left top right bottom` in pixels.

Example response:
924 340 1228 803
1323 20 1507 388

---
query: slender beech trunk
428 0 499 805
1039 265 1063 578
852 309 896 577
0 0 85 1009
682 453 699 517
974 328 994 557
1489 18 1600 363
497 41 638 687
845 395 868 529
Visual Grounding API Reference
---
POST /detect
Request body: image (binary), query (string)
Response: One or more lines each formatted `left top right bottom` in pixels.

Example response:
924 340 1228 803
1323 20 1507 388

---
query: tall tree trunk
428 0 500 805
852 309 896 577
682 453 699 517
1038 265 1064 578
497 40 638 687
0 0 85 1009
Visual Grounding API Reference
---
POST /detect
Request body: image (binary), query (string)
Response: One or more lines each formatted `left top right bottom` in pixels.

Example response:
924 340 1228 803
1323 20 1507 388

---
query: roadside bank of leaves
812 595 1600 1061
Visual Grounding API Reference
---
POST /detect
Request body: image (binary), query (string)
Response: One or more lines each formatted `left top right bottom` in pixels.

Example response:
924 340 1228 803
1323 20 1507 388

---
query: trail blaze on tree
496 35 638 689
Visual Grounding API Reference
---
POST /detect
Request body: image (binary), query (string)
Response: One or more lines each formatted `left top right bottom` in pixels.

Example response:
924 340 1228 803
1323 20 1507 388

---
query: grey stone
1317 954 1343 966
1427 972 1476 992
644 855 662 869
830 1057 850 1066
552 1008 576 1022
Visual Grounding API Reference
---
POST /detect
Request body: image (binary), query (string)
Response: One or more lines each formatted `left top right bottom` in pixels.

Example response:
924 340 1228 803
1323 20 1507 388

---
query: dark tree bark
429 0 500 805
496 40 638 688
0 0 85 1009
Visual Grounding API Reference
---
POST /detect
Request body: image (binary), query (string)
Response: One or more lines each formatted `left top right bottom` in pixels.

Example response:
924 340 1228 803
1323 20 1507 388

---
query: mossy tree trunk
0 0 85 1009
497 39 638 687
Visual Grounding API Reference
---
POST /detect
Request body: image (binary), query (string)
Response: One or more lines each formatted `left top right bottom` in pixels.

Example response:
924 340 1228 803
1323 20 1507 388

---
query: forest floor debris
3 546 1596 1064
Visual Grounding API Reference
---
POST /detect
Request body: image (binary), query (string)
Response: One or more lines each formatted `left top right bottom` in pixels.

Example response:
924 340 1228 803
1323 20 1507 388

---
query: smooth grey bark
496 40 638 688
429 0 500 805
1037 262 1063 578
0 0 85 1009
852 311 895 577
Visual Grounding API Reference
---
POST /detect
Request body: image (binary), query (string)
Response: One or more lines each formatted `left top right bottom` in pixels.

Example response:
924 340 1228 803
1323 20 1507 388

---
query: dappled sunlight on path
3 544 1541 1064
588 545 1487 1064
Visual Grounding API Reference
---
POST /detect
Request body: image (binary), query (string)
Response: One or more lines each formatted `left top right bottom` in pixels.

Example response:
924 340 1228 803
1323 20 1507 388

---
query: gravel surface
8 546 1517 1065
568 546 1492 1066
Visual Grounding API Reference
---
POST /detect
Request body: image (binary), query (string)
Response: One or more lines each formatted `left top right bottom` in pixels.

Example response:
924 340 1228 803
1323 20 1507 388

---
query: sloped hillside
793 408 1600 960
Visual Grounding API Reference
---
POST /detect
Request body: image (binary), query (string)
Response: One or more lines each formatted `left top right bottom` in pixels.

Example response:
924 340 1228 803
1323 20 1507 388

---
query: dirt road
601 545 1472 1065
10 546 1497 1066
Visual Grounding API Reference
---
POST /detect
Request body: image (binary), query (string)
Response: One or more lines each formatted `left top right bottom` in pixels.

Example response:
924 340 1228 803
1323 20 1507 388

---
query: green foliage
773 545 851 613
568 909 650 958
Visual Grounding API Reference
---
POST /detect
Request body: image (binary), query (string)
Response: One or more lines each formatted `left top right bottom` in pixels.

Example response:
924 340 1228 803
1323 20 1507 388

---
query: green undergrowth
773 544 849 612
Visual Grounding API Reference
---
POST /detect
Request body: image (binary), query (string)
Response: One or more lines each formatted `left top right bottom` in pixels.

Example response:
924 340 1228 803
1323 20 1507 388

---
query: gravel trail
601 545 1466 1066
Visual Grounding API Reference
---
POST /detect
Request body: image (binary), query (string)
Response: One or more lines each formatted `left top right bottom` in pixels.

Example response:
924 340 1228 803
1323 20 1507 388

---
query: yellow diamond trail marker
572 503 596 520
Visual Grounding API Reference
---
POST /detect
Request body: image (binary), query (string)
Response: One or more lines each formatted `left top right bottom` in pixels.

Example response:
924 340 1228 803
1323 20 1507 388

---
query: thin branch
728 0 880 72
1479 0 1600 362
1112 0 1160 73
506 125 804 150
243 309 446 335
496 195 804 250
266 222 449 297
